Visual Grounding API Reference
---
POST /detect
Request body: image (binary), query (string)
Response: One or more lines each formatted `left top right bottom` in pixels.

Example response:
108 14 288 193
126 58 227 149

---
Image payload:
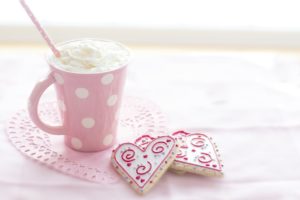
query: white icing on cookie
113 136 176 190
135 131 223 176
172 131 222 172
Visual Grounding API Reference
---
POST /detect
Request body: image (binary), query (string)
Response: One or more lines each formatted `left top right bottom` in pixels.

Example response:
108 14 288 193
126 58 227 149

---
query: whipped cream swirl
50 39 130 73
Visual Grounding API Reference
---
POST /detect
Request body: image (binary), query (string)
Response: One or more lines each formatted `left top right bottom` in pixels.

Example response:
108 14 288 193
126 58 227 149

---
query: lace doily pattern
5 97 167 184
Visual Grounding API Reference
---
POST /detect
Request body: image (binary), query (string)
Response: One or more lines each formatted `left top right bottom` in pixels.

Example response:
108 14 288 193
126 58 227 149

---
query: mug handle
28 72 66 135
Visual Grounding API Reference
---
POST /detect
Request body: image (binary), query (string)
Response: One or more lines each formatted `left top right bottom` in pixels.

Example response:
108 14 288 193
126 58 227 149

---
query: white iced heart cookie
111 136 178 194
134 131 224 177
171 130 224 177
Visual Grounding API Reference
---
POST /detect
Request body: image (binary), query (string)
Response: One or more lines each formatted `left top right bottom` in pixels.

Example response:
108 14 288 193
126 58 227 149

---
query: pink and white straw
20 0 61 57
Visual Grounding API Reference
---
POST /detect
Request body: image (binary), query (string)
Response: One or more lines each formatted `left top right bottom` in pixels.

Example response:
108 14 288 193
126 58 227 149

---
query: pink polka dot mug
28 39 130 152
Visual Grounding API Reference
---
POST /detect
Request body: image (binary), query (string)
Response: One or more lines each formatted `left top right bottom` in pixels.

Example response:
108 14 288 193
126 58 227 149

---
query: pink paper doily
5 96 167 184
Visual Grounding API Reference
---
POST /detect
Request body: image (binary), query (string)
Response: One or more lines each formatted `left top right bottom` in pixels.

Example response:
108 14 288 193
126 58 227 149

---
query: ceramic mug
28 39 130 152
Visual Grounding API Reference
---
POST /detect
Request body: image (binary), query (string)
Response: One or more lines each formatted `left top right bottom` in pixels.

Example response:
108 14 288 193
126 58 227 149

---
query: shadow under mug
28 39 129 152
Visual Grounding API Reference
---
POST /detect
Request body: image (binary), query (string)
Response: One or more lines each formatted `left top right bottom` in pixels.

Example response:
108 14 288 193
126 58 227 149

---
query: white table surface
1 49 300 199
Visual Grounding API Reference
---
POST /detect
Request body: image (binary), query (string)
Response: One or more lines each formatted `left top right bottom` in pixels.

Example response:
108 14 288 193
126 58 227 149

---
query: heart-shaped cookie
135 131 224 177
111 136 178 194
171 130 223 177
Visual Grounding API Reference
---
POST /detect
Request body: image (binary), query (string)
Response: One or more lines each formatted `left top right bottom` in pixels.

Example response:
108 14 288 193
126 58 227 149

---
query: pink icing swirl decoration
121 149 136 162
198 153 213 163
151 141 168 154
136 161 152 175
190 135 205 147
134 135 155 150
172 130 189 137
176 149 187 159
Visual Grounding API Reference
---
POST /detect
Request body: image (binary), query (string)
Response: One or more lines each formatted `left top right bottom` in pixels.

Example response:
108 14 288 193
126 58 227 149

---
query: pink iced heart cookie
111 135 178 194
171 130 224 177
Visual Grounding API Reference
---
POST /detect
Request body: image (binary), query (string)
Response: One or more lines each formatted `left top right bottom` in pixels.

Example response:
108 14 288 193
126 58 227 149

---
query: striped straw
20 0 61 57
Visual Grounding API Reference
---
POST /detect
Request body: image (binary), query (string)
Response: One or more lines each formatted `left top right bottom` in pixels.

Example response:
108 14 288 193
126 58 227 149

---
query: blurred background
1 0 300 123
1 0 300 49
1 0 300 124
